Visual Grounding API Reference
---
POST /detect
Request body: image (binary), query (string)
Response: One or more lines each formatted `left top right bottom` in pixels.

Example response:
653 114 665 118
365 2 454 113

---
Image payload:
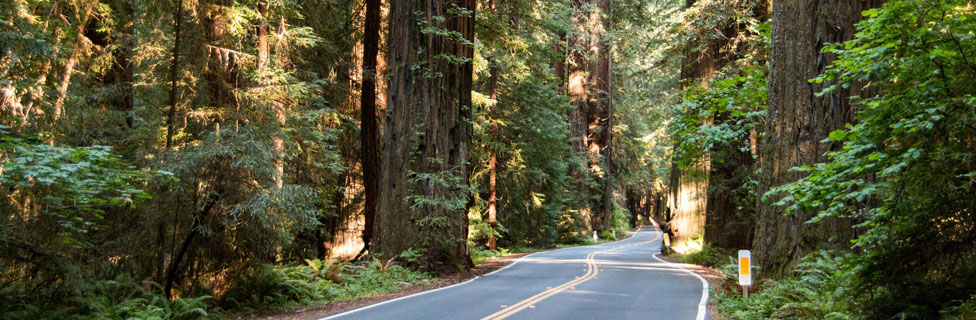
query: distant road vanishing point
322 226 709 320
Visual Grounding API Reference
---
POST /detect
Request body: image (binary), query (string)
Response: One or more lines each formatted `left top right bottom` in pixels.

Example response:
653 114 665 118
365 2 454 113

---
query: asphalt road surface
323 226 709 320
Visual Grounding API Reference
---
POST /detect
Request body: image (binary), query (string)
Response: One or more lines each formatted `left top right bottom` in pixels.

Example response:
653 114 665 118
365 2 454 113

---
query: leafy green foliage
769 0 976 316
1 127 162 248
470 0 580 250
716 251 858 320
670 66 766 170
221 259 431 314
668 238 734 269
0 274 211 320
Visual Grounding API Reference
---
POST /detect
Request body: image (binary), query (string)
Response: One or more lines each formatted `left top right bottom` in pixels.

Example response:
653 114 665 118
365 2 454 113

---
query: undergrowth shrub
469 246 505 265
219 258 431 314
0 274 211 320
558 233 596 246
716 251 856 320
669 240 733 268
221 264 319 311
941 295 976 320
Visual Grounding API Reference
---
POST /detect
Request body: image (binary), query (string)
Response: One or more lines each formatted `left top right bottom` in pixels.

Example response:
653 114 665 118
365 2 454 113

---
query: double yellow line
481 235 658 320
480 251 601 320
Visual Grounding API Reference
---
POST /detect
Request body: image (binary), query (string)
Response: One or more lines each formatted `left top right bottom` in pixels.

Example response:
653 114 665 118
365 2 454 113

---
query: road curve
322 226 708 320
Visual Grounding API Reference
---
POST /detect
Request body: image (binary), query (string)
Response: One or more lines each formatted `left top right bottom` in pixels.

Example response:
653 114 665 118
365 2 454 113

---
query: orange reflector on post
738 250 752 286
740 257 750 275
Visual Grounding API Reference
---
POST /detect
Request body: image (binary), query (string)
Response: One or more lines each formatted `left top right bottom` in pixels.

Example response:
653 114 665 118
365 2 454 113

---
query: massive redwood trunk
587 0 612 232
667 0 719 245
374 0 475 270
755 0 883 276
165 0 183 149
358 0 381 256
567 0 592 232
568 0 613 233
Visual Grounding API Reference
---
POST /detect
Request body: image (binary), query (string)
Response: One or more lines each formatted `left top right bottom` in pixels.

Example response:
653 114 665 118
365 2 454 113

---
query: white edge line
320 230 647 319
319 269 480 320
319 245 577 319
652 252 709 320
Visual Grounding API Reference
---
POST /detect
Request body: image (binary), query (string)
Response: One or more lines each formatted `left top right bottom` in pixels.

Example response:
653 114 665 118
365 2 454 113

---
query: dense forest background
1 0 974 319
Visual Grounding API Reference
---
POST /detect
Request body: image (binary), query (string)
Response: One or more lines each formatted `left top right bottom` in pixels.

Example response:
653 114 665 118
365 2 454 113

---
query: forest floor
246 233 637 320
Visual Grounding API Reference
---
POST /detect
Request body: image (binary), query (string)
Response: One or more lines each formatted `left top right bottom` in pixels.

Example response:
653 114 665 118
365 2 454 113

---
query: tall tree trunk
318 2 363 259
256 1 286 189
164 192 219 299
484 0 500 251
755 0 883 276
358 0 381 256
165 0 183 149
552 31 566 91
111 1 135 129
53 1 96 123
586 0 612 232
667 0 721 245
702 2 768 250
567 0 591 232
374 0 475 270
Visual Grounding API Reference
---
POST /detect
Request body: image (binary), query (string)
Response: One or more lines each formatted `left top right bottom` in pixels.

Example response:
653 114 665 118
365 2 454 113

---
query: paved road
323 226 708 320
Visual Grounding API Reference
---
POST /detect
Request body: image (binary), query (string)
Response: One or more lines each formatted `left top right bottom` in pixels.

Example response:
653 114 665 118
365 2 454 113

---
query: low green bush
941 295 976 320
220 258 432 314
715 251 858 320
558 233 596 246
0 274 212 320
0 258 433 319
669 238 733 268
470 246 505 265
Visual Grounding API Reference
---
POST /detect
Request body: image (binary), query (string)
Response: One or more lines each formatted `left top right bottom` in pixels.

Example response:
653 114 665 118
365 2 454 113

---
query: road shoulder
243 231 639 320
656 254 727 320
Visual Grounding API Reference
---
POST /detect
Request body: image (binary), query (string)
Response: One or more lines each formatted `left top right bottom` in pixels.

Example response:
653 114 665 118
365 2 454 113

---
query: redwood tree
373 0 476 270
358 0 381 257
755 0 883 276
567 0 592 232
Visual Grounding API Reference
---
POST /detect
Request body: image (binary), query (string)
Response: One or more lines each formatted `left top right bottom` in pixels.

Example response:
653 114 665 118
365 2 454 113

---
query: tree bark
588 0 612 232
52 1 96 123
552 31 566 91
165 0 183 149
567 0 591 232
358 0 381 256
484 0 501 251
755 0 883 276
374 0 475 270
667 0 714 245
164 192 219 299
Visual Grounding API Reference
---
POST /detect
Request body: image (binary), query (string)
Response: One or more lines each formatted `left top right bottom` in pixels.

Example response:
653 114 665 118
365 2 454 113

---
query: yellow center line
481 232 660 320
479 252 598 320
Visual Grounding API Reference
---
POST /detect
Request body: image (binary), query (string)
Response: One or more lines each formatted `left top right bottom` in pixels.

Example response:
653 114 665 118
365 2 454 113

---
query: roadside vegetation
666 0 976 318
1 256 432 319
3 0 975 318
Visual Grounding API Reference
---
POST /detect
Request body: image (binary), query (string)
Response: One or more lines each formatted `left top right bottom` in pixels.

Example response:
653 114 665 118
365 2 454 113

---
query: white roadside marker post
663 234 671 254
738 250 752 299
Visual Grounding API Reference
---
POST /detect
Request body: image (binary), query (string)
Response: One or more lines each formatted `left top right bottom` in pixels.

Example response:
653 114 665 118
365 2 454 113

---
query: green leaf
828 130 849 142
